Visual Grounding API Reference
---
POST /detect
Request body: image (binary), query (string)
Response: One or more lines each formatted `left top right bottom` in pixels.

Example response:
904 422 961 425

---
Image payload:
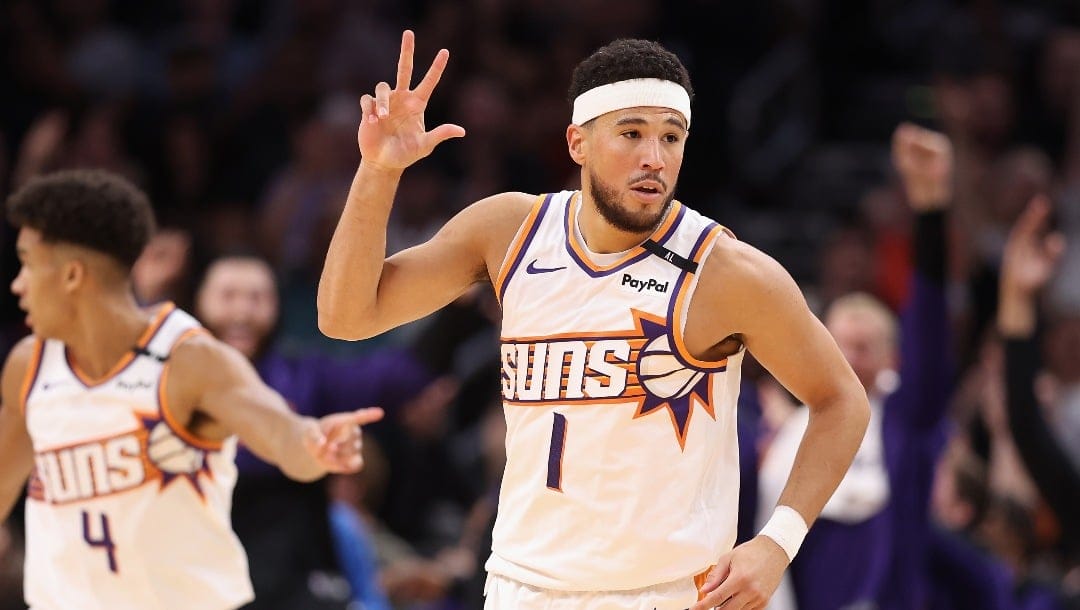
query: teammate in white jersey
318 32 870 610
0 169 383 610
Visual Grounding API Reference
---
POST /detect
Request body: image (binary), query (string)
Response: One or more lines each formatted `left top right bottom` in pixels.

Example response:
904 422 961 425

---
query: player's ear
61 258 85 293
567 124 587 166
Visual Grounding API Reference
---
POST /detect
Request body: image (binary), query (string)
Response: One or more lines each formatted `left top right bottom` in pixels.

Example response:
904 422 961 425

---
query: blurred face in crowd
825 296 897 393
990 148 1052 225
570 107 686 234
196 257 278 360
1041 28 1080 112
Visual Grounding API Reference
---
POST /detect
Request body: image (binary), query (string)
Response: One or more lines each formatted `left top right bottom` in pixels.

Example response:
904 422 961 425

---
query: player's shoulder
2 335 41 382
458 191 538 226
3 335 40 367
450 191 545 259
699 233 799 299
478 190 539 209
702 232 785 276
1 335 43 408
167 331 245 381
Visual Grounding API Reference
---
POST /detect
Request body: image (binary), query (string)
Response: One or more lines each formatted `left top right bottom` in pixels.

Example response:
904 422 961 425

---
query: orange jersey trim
501 307 665 345
19 339 45 418
494 194 550 304
28 476 160 507
694 565 714 601
66 302 176 388
157 328 222 451
504 395 645 408
670 225 731 370
565 192 685 273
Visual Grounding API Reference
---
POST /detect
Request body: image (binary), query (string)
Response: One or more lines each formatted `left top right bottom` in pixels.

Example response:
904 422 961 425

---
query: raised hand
1001 195 1066 298
358 30 466 171
891 122 954 210
13 110 68 187
303 407 385 474
132 229 192 305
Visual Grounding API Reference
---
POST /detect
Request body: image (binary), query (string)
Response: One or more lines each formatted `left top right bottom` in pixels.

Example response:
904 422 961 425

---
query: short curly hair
567 39 693 111
7 169 155 269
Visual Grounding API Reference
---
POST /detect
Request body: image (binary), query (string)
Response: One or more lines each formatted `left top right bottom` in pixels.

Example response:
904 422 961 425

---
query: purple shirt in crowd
788 213 954 610
787 272 952 610
236 346 433 476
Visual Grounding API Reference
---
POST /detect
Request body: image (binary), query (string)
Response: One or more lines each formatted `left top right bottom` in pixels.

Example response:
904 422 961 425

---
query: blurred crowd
1 0 1079 608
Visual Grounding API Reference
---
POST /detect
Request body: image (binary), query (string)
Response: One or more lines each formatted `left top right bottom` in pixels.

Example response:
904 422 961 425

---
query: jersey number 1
82 510 118 573
546 412 567 491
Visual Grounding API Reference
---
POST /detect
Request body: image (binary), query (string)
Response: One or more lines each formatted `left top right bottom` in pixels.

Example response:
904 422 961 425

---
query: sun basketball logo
636 335 705 399
502 309 727 449
147 422 205 474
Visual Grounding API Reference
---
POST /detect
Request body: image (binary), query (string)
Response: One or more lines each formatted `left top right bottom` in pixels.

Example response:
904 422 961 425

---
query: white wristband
758 506 808 562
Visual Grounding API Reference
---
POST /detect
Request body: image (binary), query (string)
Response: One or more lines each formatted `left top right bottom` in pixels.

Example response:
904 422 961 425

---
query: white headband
572 78 691 129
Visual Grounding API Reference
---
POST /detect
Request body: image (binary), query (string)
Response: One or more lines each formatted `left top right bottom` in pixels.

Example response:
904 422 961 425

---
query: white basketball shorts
484 572 707 610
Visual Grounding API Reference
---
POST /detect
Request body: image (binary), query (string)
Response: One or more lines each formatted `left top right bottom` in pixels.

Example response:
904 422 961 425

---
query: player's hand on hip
358 30 466 172
304 407 385 473
690 536 789 610
891 121 953 211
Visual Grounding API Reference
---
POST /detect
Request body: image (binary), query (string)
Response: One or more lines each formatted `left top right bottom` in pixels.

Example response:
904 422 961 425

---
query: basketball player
0 169 383 610
318 32 870 609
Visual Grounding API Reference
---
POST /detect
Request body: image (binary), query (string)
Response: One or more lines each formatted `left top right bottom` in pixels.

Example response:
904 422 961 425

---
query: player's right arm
0 337 38 523
168 334 383 482
320 174 528 339
318 30 504 340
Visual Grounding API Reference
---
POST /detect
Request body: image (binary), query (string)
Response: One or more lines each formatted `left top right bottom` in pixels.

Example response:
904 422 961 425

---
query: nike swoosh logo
525 259 567 274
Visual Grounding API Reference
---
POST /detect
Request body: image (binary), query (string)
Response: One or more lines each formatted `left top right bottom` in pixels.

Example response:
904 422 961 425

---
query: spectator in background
948 330 1044 532
255 99 362 354
132 227 194 309
257 105 356 277
10 111 68 191
1039 313 1080 470
808 224 877 315
998 196 1079 606
758 123 954 610
193 255 397 610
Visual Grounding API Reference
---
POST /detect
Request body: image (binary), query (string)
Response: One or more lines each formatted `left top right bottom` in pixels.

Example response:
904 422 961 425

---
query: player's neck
576 197 653 254
64 290 153 380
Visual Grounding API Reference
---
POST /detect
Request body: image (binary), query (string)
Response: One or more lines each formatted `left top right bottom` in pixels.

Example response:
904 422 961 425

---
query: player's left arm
0 337 38 523
167 335 383 482
691 240 870 610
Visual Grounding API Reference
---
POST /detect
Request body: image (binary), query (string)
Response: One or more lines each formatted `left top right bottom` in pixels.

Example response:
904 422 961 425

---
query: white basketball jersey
20 303 254 610
487 191 744 591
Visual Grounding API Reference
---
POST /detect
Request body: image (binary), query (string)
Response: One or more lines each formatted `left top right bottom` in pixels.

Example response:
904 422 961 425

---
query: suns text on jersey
500 337 647 403
31 430 148 504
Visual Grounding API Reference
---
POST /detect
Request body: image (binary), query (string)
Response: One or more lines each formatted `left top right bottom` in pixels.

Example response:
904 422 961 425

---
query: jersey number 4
82 510 118 573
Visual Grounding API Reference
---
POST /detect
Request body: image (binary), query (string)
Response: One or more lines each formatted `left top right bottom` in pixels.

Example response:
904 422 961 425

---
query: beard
587 169 676 234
